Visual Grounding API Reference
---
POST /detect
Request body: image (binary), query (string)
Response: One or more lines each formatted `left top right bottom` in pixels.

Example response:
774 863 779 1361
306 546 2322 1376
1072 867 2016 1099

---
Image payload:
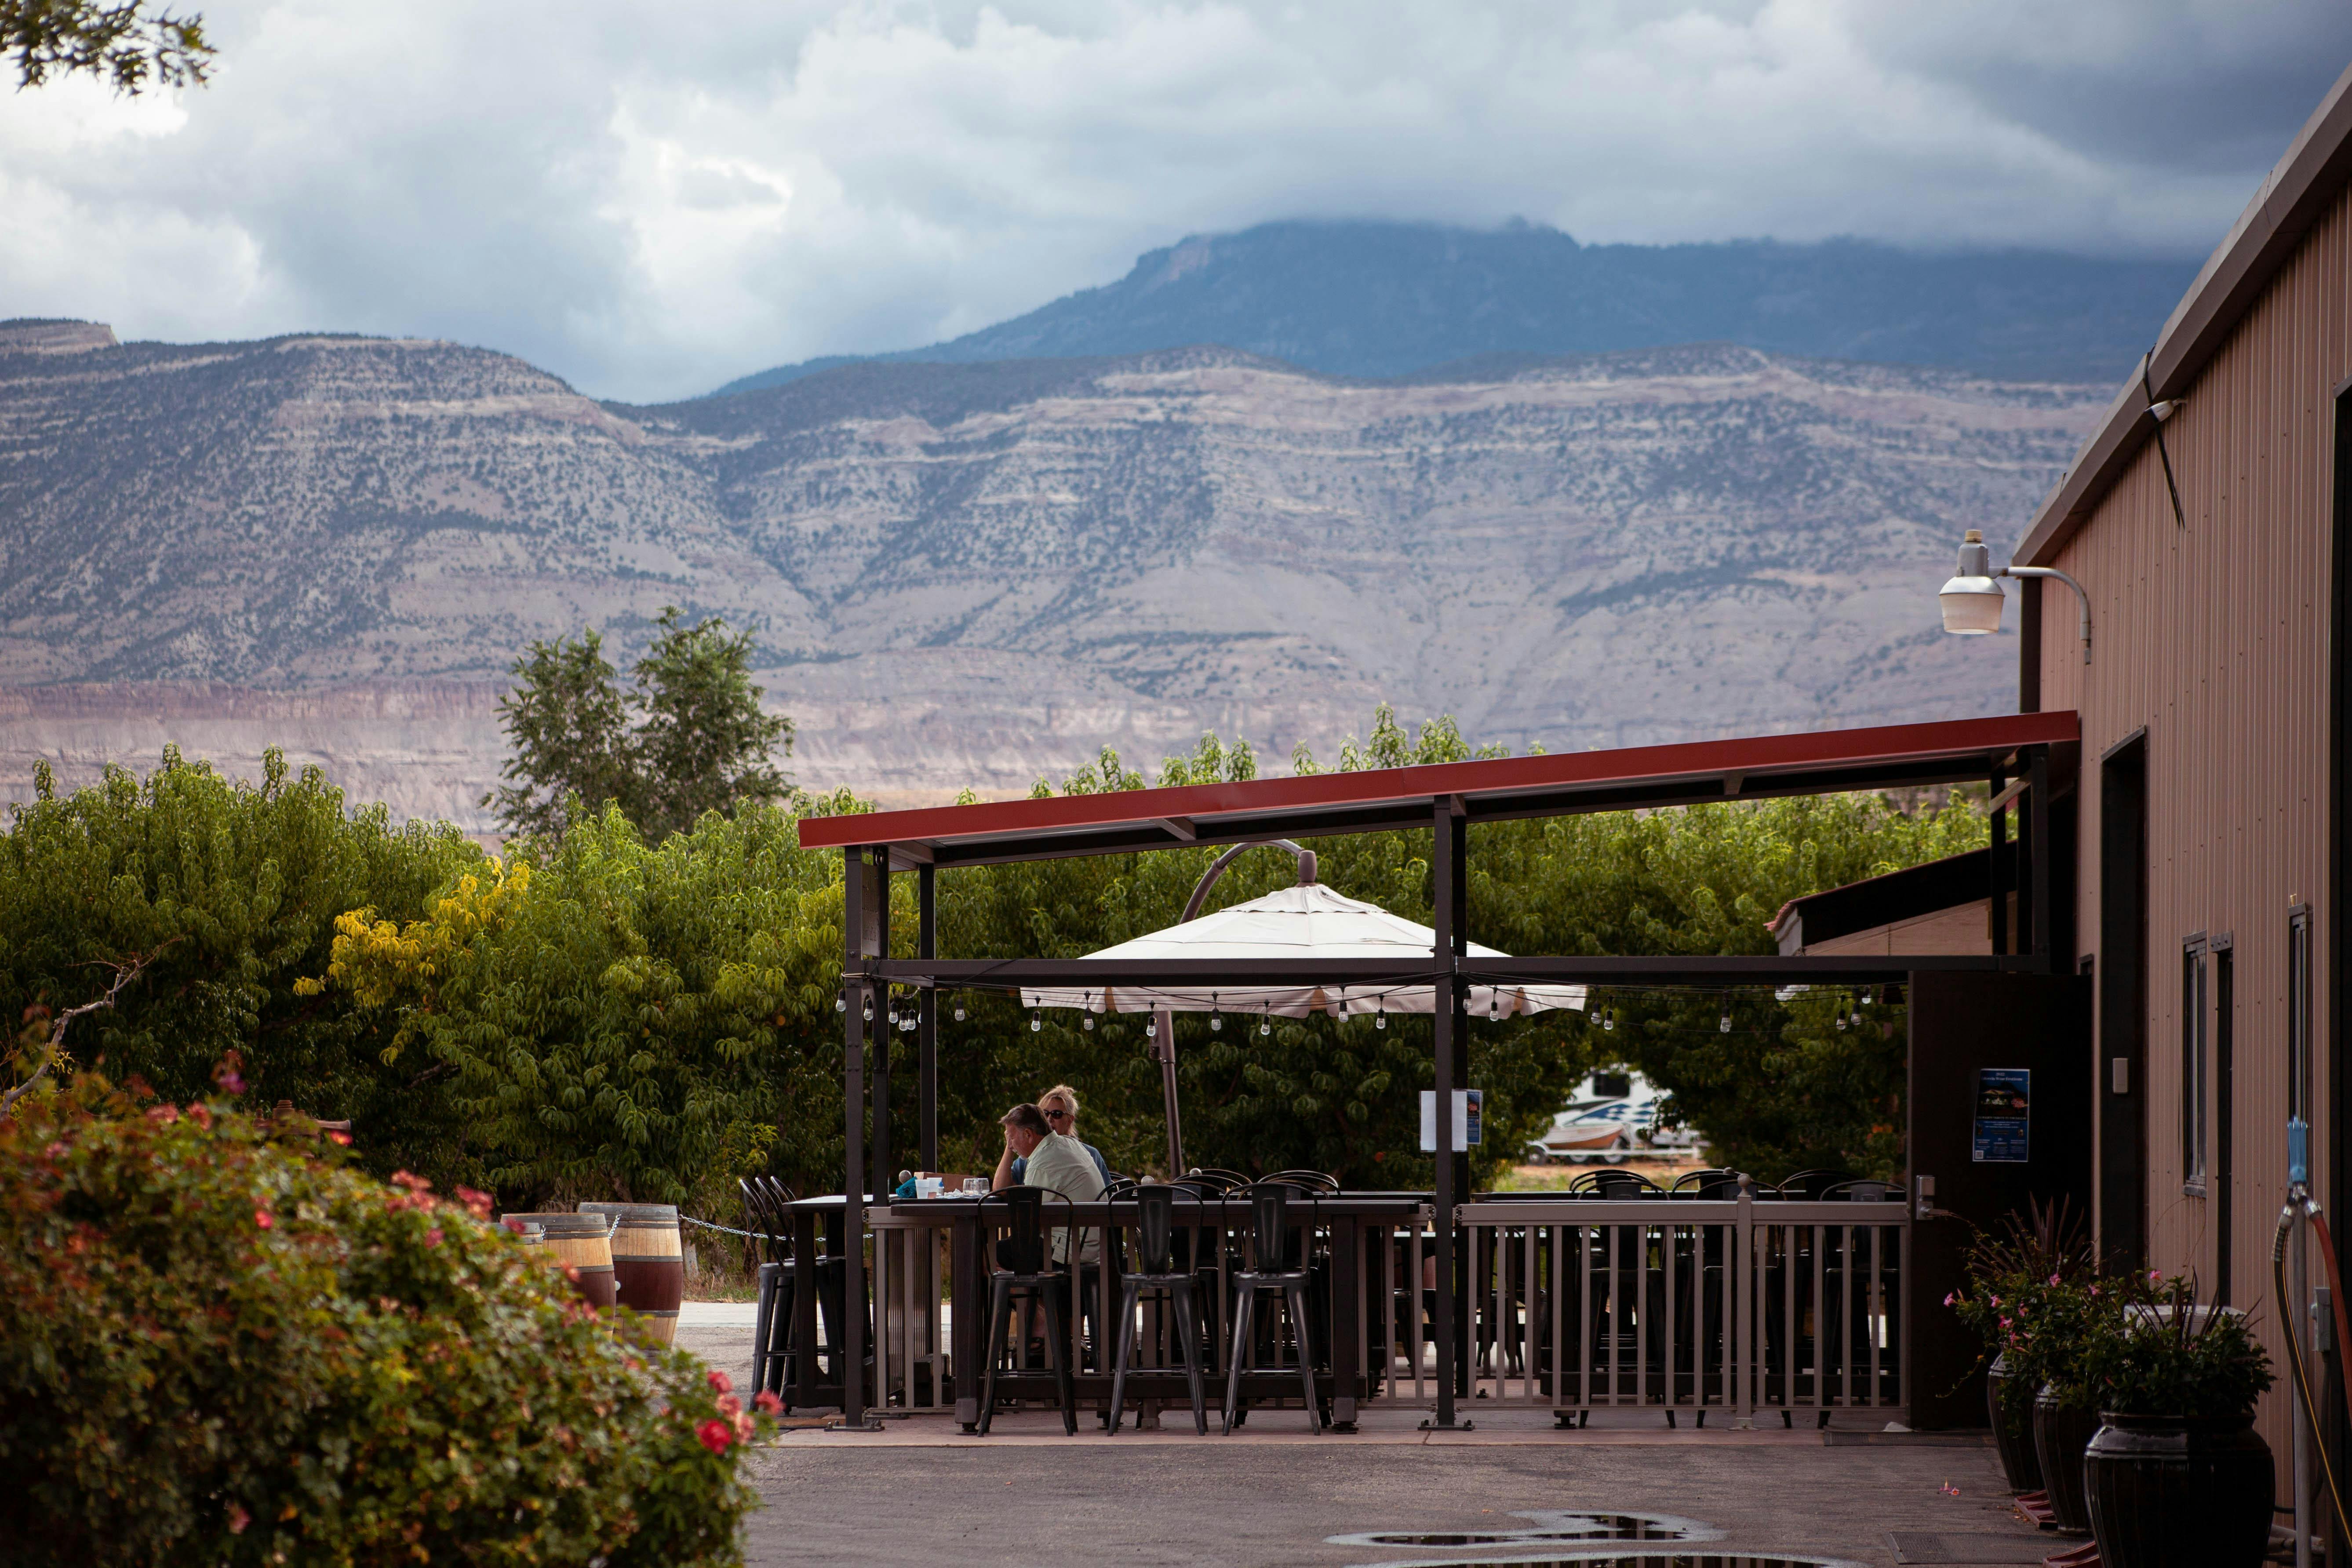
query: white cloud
1 0 2345 400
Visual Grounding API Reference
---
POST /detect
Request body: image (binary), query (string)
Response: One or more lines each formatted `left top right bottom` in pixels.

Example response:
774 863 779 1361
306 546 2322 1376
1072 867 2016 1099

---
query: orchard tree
4 0 212 91
484 608 793 843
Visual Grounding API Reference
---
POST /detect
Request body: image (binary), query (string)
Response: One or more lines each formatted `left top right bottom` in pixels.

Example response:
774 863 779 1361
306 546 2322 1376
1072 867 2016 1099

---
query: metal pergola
798 709 2079 1427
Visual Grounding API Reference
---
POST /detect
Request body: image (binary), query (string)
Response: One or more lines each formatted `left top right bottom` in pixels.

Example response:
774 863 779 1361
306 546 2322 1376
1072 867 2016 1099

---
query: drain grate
1339 1556 1864 1568
1327 1510 1722 1550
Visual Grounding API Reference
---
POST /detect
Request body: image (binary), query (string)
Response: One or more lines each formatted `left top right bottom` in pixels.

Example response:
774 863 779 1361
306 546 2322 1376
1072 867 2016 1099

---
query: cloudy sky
4 0 2347 402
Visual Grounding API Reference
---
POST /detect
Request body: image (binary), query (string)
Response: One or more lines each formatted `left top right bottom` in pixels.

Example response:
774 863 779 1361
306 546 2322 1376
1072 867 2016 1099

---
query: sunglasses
1044 1107 1073 1120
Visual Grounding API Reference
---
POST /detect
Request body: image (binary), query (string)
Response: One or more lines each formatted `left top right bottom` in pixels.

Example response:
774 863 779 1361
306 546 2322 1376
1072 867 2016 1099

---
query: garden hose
2273 1197 2352 1541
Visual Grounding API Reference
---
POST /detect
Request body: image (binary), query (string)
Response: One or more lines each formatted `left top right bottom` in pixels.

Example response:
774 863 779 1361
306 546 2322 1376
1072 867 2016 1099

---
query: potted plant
2025 1270 2123 1536
1947 1199 2089 1495
2078 1273 2276 1568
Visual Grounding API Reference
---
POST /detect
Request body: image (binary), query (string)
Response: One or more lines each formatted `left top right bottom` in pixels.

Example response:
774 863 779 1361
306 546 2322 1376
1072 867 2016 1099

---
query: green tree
484 609 792 843
4 0 212 91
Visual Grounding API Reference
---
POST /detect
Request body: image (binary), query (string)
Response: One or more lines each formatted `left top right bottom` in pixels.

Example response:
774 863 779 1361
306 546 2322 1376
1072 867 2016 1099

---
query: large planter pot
1986 1353 2045 1493
2030 1386 2100 1534
2085 1412 2273 1568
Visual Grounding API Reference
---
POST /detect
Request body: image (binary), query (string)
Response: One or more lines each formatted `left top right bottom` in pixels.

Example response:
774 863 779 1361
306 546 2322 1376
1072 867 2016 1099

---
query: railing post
1734 1173 1755 1429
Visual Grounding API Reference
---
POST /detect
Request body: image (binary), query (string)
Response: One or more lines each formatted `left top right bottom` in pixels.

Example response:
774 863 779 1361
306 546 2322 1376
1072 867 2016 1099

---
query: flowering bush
0 1080 769 1567
1946 1197 2107 1413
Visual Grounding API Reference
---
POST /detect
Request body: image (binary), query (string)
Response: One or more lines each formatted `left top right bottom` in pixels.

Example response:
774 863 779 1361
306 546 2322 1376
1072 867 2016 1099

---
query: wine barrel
500 1211 616 1307
581 1202 684 1344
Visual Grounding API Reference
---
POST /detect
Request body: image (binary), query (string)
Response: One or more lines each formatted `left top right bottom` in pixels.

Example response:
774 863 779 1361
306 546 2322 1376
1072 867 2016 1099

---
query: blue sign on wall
1973 1068 2031 1163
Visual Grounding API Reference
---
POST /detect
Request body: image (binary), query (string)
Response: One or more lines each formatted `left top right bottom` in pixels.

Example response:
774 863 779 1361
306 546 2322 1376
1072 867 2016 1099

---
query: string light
1602 1009 1615 1033
1030 1011 1042 1033
1375 998 1387 1030
1719 1012 1732 1034
1083 1014 1094 1031
1260 1012 1272 1036
862 996 873 1023
954 1004 966 1022
1209 993 1223 1032
835 995 847 1014
1145 1017 1157 1038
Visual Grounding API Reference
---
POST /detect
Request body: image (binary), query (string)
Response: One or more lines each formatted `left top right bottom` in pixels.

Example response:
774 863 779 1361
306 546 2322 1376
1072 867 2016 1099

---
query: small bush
0 1083 770 1567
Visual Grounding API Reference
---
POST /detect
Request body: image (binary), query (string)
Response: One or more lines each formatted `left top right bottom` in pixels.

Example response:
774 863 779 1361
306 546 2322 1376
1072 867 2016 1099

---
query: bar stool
740 1177 799 1401
1108 1185 1207 1434
1223 1182 1321 1435
976 1187 1078 1436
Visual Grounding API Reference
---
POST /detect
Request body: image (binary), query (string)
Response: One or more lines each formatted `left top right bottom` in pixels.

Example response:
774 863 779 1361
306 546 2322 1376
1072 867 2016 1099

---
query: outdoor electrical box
1906 969 2093 1429
1419 1089 1483 1151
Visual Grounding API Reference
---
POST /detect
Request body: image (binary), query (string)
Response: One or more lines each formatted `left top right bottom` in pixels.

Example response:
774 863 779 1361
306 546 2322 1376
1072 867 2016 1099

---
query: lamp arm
2002 566 2091 665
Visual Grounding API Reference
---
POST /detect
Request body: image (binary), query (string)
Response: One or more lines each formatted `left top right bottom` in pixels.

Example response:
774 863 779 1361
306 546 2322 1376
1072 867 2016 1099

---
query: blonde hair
1040 1084 1080 1116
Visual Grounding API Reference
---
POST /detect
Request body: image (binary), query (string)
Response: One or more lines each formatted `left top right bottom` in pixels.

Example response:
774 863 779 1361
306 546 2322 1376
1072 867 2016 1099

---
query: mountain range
714 220 2194 395
0 309 2104 829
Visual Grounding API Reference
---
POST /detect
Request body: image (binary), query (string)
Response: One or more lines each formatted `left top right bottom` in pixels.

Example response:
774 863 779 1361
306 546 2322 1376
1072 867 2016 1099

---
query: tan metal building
2009 57 2352 1463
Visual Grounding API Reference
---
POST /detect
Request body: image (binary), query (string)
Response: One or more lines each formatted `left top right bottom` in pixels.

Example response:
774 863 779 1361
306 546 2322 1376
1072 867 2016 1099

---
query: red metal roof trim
798 711 2077 853
2017 56 2352 567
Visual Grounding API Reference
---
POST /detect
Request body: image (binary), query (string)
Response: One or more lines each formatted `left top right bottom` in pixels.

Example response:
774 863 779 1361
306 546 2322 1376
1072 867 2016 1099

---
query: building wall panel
2034 180 2352 1471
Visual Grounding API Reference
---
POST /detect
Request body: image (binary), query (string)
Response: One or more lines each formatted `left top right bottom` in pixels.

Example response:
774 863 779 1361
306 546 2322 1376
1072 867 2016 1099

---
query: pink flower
716 1393 742 1417
187 1103 213 1130
227 1503 251 1535
255 1209 275 1231
454 1186 493 1219
2048 1273 2060 1286
754 1390 783 1415
43 1142 66 1160
1943 1292 1956 1306
732 1411 755 1441
217 1072 245 1095
1988 1295 2001 1307
146 1105 178 1126
697 1419 732 1455
391 1169 433 1193
424 1227 444 1248
706 1369 733 1394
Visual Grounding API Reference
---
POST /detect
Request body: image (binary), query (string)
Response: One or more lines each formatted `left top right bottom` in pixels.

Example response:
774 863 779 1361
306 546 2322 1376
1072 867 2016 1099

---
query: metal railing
1363 1193 1909 1422
796 1190 1908 1427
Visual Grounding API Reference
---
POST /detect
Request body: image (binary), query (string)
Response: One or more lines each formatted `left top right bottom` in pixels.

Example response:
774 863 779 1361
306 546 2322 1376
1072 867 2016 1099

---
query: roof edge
2017 55 2352 568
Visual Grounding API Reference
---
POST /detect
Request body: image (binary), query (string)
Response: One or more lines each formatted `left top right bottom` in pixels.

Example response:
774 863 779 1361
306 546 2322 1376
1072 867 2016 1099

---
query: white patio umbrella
1017 880 1588 1022
1018 880 1584 1175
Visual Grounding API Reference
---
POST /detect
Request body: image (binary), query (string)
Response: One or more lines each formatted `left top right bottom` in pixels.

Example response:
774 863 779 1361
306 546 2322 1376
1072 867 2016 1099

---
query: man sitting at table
992 1083 1112 1190
995 1102 1104 1265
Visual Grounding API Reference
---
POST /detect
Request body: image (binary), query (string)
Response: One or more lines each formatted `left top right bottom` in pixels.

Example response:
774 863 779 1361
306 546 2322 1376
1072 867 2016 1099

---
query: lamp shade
1940 574 2005 634
1938 530 2006 635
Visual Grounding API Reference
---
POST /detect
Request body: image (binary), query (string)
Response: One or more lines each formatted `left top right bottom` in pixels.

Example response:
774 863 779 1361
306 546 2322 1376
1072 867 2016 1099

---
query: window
2181 935 2207 1194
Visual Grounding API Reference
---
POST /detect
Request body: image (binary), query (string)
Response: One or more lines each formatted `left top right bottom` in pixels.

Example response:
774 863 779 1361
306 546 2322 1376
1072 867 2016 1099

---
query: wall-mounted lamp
1938 529 2093 663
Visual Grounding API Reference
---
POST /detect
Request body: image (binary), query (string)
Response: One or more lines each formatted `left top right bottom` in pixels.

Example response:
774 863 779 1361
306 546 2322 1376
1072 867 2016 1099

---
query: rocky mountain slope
716 221 2193 393
0 321 2103 828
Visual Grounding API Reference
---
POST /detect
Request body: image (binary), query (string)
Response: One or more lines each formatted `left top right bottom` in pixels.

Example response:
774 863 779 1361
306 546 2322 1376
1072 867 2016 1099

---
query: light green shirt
1022 1131 1106 1262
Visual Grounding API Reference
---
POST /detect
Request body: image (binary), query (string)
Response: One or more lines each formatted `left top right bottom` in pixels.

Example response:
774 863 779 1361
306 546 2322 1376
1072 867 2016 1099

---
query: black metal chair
1223 1182 1321 1435
1264 1168 1340 1194
1107 1185 1208 1434
1670 1168 1741 1197
976 1187 1078 1436
740 1176 799 1401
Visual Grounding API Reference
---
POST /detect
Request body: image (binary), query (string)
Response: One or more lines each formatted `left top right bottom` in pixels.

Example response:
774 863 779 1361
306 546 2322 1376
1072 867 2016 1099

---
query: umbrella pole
1157 1004 1183 1175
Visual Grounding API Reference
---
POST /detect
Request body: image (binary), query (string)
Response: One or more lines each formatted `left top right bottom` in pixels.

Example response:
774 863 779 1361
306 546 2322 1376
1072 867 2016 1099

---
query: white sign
1419 1088 1484 1151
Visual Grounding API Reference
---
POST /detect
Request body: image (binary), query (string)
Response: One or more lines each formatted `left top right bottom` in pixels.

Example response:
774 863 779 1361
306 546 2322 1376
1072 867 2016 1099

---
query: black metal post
918 862 938 1173
1430 799 1460 1428
841 847 869 1425
1448 810 1471 1404
1988 761 2009 956
2029 746 2053 971
871 853 892 1202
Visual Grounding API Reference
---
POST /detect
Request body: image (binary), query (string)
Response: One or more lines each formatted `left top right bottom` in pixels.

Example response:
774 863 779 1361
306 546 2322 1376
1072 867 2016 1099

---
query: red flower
424 1227 444 1248
146 1106 178 1126
327 1129 352 1146
255 1209 275 1231
187 1103 213 1129
753 1390 783 1415
697 1419 732 1455
227 1503 251 1535
454 1186 493 1219
732 1410 755 1442
706 1369 733 1394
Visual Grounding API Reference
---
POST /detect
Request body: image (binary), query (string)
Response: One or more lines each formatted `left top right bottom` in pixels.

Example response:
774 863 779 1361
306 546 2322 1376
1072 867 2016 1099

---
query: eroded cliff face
0 332 2098 828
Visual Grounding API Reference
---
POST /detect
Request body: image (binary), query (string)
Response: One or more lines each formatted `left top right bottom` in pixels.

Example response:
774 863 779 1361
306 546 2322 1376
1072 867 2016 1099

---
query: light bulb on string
1260 1012 1272 1036
862 996 873 1023
954 1004 966 1022
1602 1008 1615 1033
1030 1011 1042 1033
1375 998 1387 1030
1850 1009 1863 1028
1834 1013 1847 1031
1145 1017 1156 1038
835 995 847 1014
1209 993 1223 1032
1083 1013 1094 1031
1719 1012 1732 1034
